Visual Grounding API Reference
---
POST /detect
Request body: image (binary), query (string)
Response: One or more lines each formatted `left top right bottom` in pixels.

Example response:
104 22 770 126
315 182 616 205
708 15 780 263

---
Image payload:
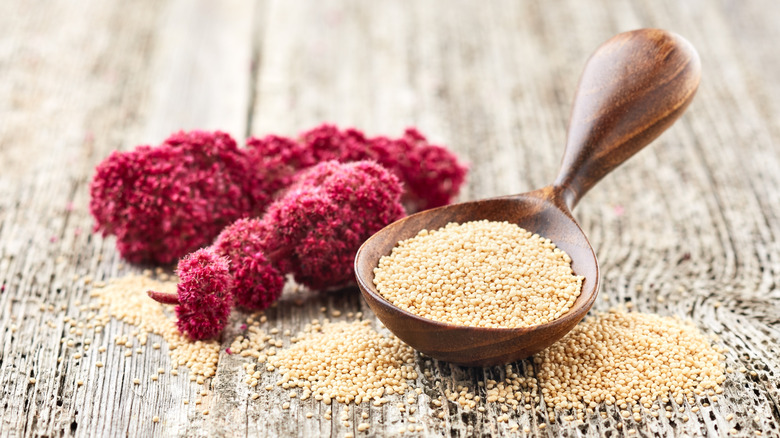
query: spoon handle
553 28 701 209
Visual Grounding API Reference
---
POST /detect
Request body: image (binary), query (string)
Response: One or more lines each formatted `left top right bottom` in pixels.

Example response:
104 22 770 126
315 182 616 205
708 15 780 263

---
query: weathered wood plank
139 0 257 144
1 0 780 437
0 0 257 437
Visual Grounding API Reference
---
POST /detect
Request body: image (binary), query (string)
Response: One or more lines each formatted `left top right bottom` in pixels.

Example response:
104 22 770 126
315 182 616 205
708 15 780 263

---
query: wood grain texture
1 0 779 437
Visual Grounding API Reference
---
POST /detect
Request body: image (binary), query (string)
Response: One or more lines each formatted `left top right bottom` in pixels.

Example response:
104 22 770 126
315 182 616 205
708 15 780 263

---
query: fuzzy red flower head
173 248 234 340
296 124 468 211
246 124 468 213
213 218 286 310
384 128 468 211
262 160 406 290
89 131 268 264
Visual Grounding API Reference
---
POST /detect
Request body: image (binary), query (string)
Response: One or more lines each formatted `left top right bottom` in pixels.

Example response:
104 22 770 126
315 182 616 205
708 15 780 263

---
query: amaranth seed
374 220 583 328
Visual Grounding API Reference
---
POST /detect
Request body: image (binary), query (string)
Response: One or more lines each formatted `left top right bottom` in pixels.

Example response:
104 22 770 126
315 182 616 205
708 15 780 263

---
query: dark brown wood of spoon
355 28 701 367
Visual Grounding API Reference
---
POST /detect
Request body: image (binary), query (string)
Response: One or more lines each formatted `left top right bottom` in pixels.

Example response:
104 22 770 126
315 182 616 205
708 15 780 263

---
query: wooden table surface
2 1 779 437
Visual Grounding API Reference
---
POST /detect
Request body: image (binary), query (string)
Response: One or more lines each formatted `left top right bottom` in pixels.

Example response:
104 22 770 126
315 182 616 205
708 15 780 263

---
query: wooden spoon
354 29 701 367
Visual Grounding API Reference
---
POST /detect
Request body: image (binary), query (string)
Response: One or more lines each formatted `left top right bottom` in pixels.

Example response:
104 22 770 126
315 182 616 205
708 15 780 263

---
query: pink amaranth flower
207 158 407 306
212 218 285 310
89 131 269 264
91 126 465 265
152 160 405 336
369 128 469 212
262 160 406 290
247 124 468 212
148 248 233 340
244 135 316 196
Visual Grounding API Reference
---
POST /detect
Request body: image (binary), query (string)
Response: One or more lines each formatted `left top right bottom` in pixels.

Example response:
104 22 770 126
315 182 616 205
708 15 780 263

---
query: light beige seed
263 320 416 411
152 416 159 423
534 309 725 419
374 221 583 328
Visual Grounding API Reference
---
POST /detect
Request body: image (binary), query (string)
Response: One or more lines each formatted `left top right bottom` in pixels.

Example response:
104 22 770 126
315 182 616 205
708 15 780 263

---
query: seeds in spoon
373 220 583 328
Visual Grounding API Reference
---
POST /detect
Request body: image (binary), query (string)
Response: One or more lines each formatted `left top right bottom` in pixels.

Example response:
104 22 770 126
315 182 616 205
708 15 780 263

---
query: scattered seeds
535 309 725 418
265 320 416 406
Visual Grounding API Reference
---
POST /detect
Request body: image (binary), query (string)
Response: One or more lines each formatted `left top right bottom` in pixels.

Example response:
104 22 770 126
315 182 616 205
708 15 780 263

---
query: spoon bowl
356 189 598 366
355 29 701 366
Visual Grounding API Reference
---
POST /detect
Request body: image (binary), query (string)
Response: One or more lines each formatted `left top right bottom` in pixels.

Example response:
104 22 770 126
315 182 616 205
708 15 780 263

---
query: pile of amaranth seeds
534 308 728 425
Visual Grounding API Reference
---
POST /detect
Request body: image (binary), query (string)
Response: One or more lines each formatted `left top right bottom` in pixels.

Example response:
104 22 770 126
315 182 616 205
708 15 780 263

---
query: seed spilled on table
535 308 727 419
85 274 727 432
231 318 418 406
373 220 584 328
89 273 220 384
